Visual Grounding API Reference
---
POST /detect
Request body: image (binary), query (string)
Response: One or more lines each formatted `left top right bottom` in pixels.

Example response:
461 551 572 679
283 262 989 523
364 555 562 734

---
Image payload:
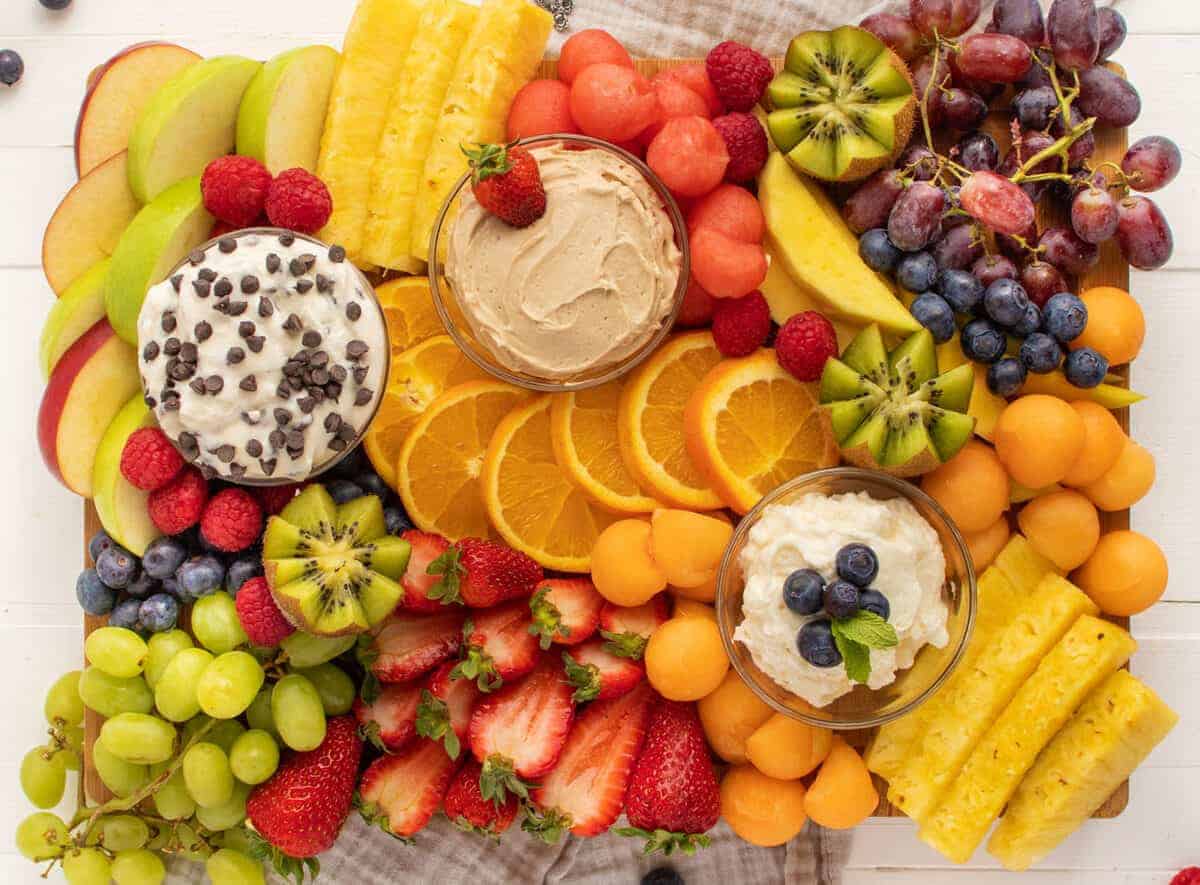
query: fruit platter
6 0 1190 881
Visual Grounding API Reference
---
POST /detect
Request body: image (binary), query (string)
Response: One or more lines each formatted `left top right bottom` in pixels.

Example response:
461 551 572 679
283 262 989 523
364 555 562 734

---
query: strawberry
528 681 655 839
598 594 671 660
362 610 465 684
428 537 543 608
443 758 519 838
451 601 540 692
415 661 480 759
463 142 547 228
528 578 604 648
468 655 575 803
357 738 460 839
398 530 451 613
563 640 645 702
246 715 363 867
619 697 720 855
353 681 421 753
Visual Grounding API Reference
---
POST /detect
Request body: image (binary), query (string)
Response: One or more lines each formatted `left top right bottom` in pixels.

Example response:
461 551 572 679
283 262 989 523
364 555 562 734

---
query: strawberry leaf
450 814 503 843
461 142 516 183
561 652 601 703
528 586 569 650
353 792 415 845
520 804 571 845
246 828 325 884
414 689 461 759
450 642 502 693
600 629 648 660
830 622 871 685
615 826 712 856
479 755 533 805
426 549 465 605
358 719 391 754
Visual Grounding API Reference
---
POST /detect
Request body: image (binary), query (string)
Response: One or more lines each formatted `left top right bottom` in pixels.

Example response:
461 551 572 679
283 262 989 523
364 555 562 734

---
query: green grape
173 821 209 861
183 742 234 808
196 780 250 832
214 826 255 854
15 811 69 860
55 747 82 772
56 724 85 771
99 712 178 764
192 592 249 654
153 647 214 722
62 847 112 885
271 674 327 751
144 630 194 688
294 662 355 715
143 821 170 852
150 761 195 821
207 718 247 754
206 847 266 885
93 739 149 798
229 729 280 785
111 848 166 885
85 626 149 679
44 670 84 726
94 814 149 851
20 746 66 808
197 651 264 719
244 687 278 738
79 666 153 718
280 631 356 668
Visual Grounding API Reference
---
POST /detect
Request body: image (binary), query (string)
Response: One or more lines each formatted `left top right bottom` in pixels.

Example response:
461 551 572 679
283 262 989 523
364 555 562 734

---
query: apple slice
75 42 202 178
38 320 142 498
127 55 262 203
39 258 111 379
236 45 340 175
93 395 162 555
104 176 213 344
42 151 140 296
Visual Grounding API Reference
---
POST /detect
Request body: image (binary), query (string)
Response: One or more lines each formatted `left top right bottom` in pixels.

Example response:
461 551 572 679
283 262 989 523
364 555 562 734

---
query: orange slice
549 381 658 514
363 335 489 489
482 395 618 572
376 276 445 357
397 379 531 542
617 331 724 511
683 349 839 514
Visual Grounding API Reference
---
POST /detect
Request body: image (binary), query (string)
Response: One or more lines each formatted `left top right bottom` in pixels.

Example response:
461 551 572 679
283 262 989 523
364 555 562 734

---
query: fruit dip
445 143 682 380
137 230 387 482
734 490 950 707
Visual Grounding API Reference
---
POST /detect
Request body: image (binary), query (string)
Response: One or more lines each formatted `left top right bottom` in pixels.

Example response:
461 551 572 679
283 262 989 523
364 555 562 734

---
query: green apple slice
236 45 340 175
127 55 261 202
40 258 111 379
104 176 213 344
93 395 162 556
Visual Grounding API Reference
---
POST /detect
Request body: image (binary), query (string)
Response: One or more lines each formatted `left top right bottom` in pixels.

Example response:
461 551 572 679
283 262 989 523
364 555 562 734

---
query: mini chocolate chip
215 445 235 463
300 253 317 269
288 258 307 277
330 365 347 383
188 249 205 266
276 386 291 400
269 430 286 449
214 279 233 298
329 245 346 262
278 233 295 247
283 314 303 333
353 366 369 385
284 361 302 377
218 237 237 254
179 342 198 363
324 413 343 433
238 321 256 339
245 439 263 458
274 408 291 426
298 396 317 413
170 274 183 292
192 279 211 297
260 457 278 476
286 429 305 449
346 302 362 321
302 330 322 347
178 432 198 451
286 447 303 460
227 347 245 365
241 276 260 294
258 297 274 318
310 350 329 367
194 321 212 342
355 388 373 406
227 301 248 316
144 395 158 409
337 424 356 442
311 368 330 385
329 437 348 452
229 463 246 479
240 375 257 392
168 359 194 382
310 387 326 403
266 253 281 273
163 337 181 356
247 336 265 353
346 339 369 359
143 341 160 362
205 375 224 394
325 381 343 400
295 278 314 294
198 268 218 283
315 274 333 293
288 376 306 393
163 398 181 412
189 378 206 394
200 465 218 480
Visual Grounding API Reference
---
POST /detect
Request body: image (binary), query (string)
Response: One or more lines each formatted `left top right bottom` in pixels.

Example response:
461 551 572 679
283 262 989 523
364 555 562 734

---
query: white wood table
1 1 1196 881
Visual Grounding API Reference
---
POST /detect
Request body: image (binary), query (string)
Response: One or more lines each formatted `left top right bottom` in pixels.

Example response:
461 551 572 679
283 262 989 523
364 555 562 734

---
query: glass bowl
427 134 690 392
715 467 977 730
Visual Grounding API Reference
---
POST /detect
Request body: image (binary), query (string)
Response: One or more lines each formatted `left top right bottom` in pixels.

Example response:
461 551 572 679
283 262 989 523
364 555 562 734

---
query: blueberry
859 589 891 621
896 251 939 293
327 479 365 505
782 569 825 615
142 536 188 579
797 620 842 668
176 555 225 600
139 594 179 633
124 571 161 600
327 446 368 479
641 868 684 885
384 506 414 536
1064 347 1108 389
835 543 879 587
982 279 1031 328
40 0 74 8
76 569 115 616
1019 332 1063 374
960 319 1007 364
1042 293 1088 343
108 598 143 632
0 50 24 87
986 357 1028 397
161 576 182 600
226 554 263 595
910 292 956 343
355 473 390 500
88 529 115 563
96 546 139 589
937 269 983 314
858 229 901 274
823 580 861 619
1012 302 1042 337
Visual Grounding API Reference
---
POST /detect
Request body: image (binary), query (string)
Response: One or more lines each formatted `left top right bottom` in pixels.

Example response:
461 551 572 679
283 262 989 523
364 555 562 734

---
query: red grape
1096 8 1127 61
1011 87 1058 131
960 170 1037 236
957 131 1000 172
940 88 988 130
1021 260 1069 307
998 131 1055 203
1077 66 1141 127
1071 185 1119 244
909 0 981 37
997 220 1039 261
1051 105 1095 168
1116 195 1174 270
989 0 1045 45
1122 136 1182 193
860 13 924 61
947 51 1005 103
1018 48 1054 90
1047 0 1099 71
888 181 947 252
843 169 906 234
957 34 1032 82
973 253 1019 286
932 223 984 270
912 54 951 126
1039 226 1099 277
899 144 940 181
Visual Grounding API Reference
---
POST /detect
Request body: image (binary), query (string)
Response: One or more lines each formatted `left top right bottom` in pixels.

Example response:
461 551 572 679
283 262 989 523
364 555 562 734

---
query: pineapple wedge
920 615 1137 863
992 532 1061 595
317 0 428 263
360 0 479 272
409 0 553 263
989 670 1178 871
886 573 1097 821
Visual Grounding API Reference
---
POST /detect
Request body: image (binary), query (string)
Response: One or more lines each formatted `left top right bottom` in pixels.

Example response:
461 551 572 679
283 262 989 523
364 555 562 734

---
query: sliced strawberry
353 681 422 753
563 639 645 702
398 530 451 613
428 538 543 608
415 662 480 759
357 738 461 838
530 680 655 838
598 594 671 660
451 601 539 692
529 578 604 648
442 757 519 837
364 610 465 684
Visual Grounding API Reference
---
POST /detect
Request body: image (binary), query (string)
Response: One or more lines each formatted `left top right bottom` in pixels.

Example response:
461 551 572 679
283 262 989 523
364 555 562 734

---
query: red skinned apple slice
92 396 162 555
38 320 141 498
39 258 110 379
42 151 140 296
75 42 202 178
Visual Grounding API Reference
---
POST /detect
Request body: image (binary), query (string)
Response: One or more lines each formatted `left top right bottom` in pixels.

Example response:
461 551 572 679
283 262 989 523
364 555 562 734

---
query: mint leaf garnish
835 610 898 650
831 623 871 684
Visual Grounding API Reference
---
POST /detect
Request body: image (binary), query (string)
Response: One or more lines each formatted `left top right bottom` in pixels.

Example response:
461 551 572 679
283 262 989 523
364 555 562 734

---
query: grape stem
1010 117 1095 184
918 36 943 150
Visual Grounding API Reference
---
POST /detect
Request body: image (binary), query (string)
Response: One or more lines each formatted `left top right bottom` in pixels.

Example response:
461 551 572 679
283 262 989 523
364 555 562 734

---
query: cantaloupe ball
1017 489 1101 572
1061 401 1126 488
803 737 878 830
720 765 809 847
993 395 1086 489
650 508 733 588
746 714 829 780
697 669 773 764
1081 440 1156 512
1073 286 1145 366
920 440 1010 534
591 519 667 606
964 516 1011 572
671 596 717 622
644 616 728 701
1073 530 1169 616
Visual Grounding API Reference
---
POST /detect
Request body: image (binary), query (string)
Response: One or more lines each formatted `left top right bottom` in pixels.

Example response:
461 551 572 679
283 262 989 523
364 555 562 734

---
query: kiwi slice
262 484 411 637
766 25 916 182
819 325 976 477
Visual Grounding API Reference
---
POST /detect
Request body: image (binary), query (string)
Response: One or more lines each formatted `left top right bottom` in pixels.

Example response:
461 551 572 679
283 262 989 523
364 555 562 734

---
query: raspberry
200 488 264 553
201 155 273 228
1173 870 1200 885
147 468 209 535
254 483 303 516
705 41 773 113
775 311 839 381
264 168 333 234
711 291 771 357
712 112 769 183
119 427 184 491
235 577 295 646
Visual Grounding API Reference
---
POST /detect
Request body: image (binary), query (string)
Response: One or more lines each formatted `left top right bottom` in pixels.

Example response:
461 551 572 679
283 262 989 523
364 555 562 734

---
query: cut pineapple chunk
920 615 1136 863
885 573 1097 821
409 0 553 262
360 0 479 272
993 532 1061 594
317 0 428 263
989 670 1177 871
